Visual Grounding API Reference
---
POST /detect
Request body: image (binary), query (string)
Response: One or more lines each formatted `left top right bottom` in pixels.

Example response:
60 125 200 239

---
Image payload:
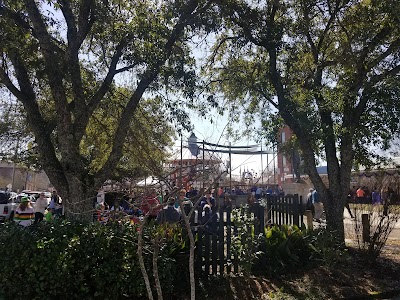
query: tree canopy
0 0 216 219
204 0 400 242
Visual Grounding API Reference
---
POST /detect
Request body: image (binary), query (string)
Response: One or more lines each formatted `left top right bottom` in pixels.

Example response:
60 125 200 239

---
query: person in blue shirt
312 189 324 222
200 190 215 209
265 186 273 195
157 200 181 224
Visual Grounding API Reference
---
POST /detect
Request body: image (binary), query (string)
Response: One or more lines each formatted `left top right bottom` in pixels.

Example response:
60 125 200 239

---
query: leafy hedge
251 224 346 275
0 220 189 299
0 216 346 298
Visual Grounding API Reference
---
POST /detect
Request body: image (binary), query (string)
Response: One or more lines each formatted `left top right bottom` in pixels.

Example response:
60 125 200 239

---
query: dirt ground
200 219 400 300
205 239 400 300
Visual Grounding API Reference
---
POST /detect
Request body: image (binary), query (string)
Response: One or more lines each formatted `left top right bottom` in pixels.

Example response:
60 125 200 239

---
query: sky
167 33 279 178
171 110 277 178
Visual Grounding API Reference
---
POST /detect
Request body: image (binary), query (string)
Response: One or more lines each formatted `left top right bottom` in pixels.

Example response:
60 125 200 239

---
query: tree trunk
152 236 163 300
323 191 346 243
52 170 96 222
138 217 154 300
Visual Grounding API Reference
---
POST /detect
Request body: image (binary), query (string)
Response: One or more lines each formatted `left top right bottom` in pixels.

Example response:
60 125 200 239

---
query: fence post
226 206 232 274
211 206 218 275
362 214 370 243
293 194 299 227
305 210 313 230
259 202 265 232
299 195 304 226
266 195 272 225
196 206 203 275
218 206 225 275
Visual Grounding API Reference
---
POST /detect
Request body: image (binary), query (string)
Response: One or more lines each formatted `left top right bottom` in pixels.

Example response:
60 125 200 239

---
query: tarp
135 177 162 187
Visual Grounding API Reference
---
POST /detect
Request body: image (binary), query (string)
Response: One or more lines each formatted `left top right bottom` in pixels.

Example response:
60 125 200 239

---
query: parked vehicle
21 190 51 202
0 190 11 204
0 192 36 222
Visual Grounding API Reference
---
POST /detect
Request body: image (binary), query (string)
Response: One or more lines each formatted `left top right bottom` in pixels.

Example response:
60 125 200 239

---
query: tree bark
152 236 163 300
179 202 196 300
138 217 154 300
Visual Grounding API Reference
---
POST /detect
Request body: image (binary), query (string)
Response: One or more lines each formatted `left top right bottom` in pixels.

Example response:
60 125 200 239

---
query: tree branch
366 38 400 71
352 64 400 125
0 66 23 100
57 0 87 138
95 0 202 186
77 0 96 46
0 3 65 54
24 0 74 156
4 49 68 188
208 35 239 66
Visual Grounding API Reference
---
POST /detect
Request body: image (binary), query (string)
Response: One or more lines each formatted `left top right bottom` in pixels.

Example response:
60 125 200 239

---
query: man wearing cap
15 196 34 227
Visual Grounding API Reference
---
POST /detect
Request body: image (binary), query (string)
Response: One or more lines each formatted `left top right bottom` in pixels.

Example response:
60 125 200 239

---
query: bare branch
208 35 239 66
25 0 73 148
96 0 203 184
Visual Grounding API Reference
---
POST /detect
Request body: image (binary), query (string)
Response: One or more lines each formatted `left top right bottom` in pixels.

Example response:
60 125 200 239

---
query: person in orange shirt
356 187 365 203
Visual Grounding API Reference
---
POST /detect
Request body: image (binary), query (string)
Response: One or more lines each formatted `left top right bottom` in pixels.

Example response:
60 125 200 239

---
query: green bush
230 206 263 274
251 225 348 275
0 220 189 299
305 228 348 266
253 224 312 274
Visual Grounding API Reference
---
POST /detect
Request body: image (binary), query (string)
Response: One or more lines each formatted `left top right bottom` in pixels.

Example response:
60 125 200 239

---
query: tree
0 0 214 220
0 89 174 179
80 91 175 183
205 0 400 243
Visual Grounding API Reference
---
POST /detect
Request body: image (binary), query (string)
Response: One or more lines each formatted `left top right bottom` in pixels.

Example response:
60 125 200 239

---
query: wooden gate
193 194 304 276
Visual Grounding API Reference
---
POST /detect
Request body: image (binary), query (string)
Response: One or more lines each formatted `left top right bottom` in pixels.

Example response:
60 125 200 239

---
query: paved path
311 207 400 241
343 208 400 241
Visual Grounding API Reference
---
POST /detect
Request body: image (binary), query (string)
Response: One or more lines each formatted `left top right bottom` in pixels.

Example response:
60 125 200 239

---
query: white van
0 192 34 222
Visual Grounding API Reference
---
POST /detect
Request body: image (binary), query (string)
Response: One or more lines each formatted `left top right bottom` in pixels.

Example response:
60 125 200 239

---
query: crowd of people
15 183 396 228
13 191 63 227
304 185 399 223
92 184 288 228
348 186 398 205
94 188 223 226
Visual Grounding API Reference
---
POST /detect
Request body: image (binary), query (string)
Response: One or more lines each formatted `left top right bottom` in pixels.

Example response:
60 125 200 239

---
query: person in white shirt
15 197 34 227
34 192 48 224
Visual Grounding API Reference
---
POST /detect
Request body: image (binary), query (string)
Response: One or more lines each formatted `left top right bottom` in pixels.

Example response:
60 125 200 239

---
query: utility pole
180 135 183 188
229 142 232 194
261 142 264 185
11 137 20 192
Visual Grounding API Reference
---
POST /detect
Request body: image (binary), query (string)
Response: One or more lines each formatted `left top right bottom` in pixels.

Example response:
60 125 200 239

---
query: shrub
0 220 189 299
253 224 312 274
306 228 348 267
350 204 400 259
230 206 263 274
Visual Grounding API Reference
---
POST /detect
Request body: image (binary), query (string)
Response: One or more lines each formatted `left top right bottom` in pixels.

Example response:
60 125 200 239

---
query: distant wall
0 162 52 192
281 182 311 205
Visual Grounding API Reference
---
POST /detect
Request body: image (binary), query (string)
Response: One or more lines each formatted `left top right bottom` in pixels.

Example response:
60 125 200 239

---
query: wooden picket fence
191 194 304 276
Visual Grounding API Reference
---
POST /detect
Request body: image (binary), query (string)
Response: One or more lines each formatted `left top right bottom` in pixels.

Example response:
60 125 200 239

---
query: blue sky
172 110 276 177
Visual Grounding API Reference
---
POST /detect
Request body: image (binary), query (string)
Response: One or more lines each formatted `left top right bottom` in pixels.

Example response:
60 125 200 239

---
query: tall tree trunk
138 216 154 300
152 236 163 300
52 170 96 222
323 190 345 243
